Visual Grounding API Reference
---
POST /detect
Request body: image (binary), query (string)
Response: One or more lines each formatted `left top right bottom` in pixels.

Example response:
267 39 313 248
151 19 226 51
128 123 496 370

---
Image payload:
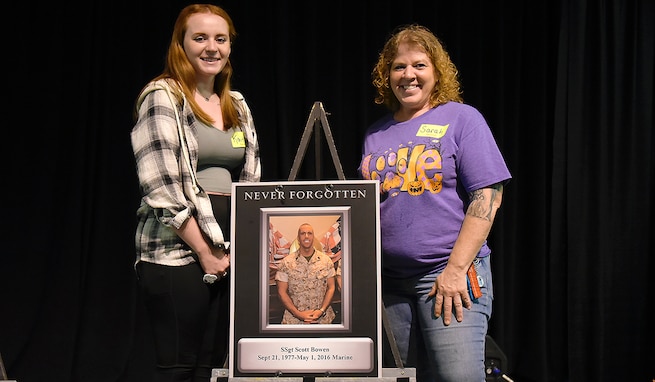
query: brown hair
371 24 463 112
151 4 240 127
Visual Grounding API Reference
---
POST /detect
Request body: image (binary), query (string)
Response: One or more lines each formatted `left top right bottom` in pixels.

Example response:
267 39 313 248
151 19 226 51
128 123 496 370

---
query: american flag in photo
321 218 342 264
268 222 291 282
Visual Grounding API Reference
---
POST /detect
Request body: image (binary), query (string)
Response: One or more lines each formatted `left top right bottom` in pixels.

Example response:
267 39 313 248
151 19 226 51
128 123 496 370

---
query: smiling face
389 42 437 119
297 224 315 251
183 12 231 80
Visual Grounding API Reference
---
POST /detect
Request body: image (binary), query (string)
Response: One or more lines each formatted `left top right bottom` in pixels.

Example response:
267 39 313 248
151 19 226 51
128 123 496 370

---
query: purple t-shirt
359 102 511 278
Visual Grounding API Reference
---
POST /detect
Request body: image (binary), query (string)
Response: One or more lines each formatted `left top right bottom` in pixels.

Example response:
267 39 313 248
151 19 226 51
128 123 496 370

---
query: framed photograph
261 206 351 332
229 180 381 378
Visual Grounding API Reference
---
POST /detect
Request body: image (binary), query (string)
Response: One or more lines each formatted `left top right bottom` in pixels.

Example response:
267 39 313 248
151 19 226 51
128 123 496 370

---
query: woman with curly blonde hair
360 24 511 382
371 24 463 113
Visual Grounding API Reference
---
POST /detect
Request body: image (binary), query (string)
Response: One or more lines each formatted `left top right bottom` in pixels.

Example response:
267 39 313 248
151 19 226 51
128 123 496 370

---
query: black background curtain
2 1 653 381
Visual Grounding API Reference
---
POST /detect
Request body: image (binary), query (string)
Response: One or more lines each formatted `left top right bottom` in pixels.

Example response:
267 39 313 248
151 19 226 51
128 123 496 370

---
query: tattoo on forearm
467 184 502 221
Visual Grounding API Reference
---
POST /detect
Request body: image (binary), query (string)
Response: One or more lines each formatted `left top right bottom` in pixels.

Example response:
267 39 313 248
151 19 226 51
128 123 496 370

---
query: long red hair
153 4 240 127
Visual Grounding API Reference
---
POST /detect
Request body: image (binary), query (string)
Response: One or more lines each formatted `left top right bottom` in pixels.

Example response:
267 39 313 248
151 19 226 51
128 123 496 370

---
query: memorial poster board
229 180 381 378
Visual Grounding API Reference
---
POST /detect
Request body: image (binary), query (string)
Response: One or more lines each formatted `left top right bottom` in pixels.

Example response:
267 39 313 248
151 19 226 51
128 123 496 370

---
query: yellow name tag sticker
416 124 449 138
231 131 246 148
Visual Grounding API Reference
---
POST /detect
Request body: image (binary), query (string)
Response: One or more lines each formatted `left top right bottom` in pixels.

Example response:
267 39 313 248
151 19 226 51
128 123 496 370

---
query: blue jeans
383 256 493 382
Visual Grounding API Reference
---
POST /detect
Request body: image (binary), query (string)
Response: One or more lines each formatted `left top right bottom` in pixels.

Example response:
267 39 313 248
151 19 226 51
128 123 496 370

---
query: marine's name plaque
238 337 374 373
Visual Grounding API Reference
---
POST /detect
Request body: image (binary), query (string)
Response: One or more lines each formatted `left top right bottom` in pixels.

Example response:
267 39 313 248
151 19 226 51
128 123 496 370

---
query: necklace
196 89 212 101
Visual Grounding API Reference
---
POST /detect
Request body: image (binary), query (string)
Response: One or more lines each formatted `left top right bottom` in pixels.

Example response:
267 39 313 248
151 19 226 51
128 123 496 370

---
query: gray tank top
196 123 246 194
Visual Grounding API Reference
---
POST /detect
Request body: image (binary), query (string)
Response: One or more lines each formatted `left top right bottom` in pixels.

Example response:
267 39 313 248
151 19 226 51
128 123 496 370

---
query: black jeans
137 194 231 382
137 261 230 382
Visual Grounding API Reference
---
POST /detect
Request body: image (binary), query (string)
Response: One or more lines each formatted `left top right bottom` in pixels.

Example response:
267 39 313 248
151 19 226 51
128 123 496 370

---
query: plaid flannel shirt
130 79 261 266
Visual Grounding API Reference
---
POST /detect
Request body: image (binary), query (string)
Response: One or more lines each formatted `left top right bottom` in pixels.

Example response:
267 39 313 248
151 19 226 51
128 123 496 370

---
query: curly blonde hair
372 24 463 112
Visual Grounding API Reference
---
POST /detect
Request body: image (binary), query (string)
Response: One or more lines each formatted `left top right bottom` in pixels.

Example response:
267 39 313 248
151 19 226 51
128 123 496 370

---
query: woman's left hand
428 266 471 325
